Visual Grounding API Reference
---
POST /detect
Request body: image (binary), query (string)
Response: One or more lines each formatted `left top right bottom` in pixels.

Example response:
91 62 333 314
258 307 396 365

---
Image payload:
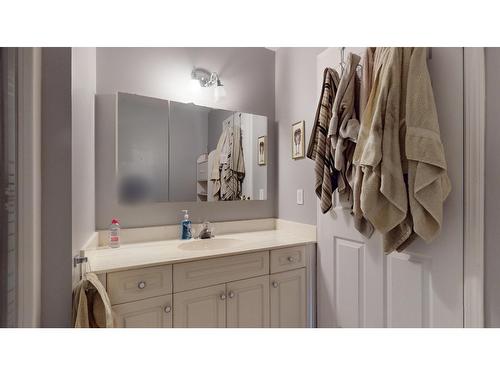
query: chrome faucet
197 221 215 239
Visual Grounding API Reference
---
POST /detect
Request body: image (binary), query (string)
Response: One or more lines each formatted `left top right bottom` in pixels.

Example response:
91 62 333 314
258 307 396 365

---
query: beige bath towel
328 52 361 209
405 47 451 242
354 47 449 252
352 47 375 238
307 68 340 213
353 48 412 252
72 272 113 328
382 47 417 253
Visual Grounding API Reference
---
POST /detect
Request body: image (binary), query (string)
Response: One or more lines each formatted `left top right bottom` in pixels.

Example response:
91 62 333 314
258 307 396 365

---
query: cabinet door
173 284 226 328
113 294 172 328
226 275 270 328
270 268 307 328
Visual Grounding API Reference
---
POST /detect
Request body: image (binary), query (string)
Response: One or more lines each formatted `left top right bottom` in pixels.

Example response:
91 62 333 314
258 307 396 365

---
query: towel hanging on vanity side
72 272 114 328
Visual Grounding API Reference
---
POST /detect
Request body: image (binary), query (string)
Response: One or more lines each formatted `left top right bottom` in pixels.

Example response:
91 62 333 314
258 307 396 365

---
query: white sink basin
178 238 242 251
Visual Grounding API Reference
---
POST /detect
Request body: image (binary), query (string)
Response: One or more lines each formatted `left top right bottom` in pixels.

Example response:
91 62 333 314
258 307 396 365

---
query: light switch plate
296 189 304 205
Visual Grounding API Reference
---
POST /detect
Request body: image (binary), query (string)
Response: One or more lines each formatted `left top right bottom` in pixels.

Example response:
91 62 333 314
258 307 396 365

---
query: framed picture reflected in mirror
258 136 266 165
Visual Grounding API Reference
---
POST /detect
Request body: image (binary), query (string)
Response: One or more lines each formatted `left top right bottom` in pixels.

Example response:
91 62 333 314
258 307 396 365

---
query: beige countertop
84 228 316 274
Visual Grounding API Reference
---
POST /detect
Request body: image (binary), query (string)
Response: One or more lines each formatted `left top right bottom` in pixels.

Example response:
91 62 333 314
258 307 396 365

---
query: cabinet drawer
270 246 306 273
173 251 269 292
107 264 172 305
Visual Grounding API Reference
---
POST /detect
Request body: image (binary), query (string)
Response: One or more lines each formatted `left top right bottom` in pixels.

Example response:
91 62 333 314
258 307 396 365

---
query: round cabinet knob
272 281 279 288
137 281 146 289
164 306 171 313
228 291 235 299
287 256 295 263
220 293 226 300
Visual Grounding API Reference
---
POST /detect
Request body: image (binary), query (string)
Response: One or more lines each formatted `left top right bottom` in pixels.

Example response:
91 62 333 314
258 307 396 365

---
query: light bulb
190 78 201 93
214 84 226 102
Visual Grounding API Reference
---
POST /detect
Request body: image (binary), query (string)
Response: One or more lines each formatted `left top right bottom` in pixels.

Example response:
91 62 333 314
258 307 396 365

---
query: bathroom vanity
83 220 316 328
86 87 314 328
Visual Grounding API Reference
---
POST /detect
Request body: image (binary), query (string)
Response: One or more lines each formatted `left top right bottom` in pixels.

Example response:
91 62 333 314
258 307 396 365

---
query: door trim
17 48 42 327
463 47 485 328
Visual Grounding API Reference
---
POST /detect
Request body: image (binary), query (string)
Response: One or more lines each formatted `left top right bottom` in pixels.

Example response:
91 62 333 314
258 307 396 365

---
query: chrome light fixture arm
191 67 220 88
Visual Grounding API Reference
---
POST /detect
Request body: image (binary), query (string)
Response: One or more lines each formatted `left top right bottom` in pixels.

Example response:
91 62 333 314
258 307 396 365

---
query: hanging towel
405 47 451 242
328 52 362 209
220 123 245 200
382 47 417 253
72 272 113 328
359 48 376 117
211 118 245 201
210 126 230 200
353 48 412 252
352 47 375 238
307 68 340 213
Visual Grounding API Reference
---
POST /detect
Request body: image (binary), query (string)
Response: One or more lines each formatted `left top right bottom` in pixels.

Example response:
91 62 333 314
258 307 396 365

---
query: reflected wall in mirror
117 92 268 204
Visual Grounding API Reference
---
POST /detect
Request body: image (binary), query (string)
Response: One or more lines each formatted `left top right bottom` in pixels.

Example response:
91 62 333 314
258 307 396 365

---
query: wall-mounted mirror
117 92 268 204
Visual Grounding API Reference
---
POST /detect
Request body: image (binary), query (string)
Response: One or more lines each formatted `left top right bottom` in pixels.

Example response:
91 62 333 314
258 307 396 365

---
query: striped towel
306 68 340 213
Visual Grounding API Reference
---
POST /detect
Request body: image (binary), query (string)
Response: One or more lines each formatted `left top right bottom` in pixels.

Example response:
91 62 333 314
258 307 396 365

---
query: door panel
316 47 464 328
113 294 172 328
270 268 307 328
332 237 365 328
226 275 270 328
386 252 431 327
173 284 226 328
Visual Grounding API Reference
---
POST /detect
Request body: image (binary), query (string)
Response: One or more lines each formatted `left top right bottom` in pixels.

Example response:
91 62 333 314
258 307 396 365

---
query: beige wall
275 48 325 225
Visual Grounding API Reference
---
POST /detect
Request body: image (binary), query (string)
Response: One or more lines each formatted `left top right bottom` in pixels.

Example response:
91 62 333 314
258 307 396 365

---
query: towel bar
74 254 88 280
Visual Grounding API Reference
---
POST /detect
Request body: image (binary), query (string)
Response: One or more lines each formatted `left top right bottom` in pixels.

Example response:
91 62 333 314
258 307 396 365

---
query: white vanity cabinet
269 246 307 328
173 275 270 328
104 245 314 328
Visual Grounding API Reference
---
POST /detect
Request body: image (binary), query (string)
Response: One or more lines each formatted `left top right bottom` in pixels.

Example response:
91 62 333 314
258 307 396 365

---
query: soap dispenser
180 210 192 240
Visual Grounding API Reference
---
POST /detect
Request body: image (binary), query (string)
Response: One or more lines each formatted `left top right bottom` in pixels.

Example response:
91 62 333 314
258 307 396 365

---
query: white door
270 268 307 328
173 284 226 328
226 275 270 328
113 294 172 328
316 47 464 328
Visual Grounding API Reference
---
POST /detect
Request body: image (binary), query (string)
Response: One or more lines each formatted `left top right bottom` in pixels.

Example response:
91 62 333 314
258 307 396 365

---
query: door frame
463 47 485 328
16 48 42 327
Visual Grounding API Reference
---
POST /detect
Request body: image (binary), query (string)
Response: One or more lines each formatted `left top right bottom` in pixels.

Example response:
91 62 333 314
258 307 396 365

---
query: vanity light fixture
190 67 226 101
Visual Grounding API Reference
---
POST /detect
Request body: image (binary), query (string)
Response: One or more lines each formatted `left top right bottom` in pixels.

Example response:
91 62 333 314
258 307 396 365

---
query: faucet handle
197 221 215 239
209 223 215 238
